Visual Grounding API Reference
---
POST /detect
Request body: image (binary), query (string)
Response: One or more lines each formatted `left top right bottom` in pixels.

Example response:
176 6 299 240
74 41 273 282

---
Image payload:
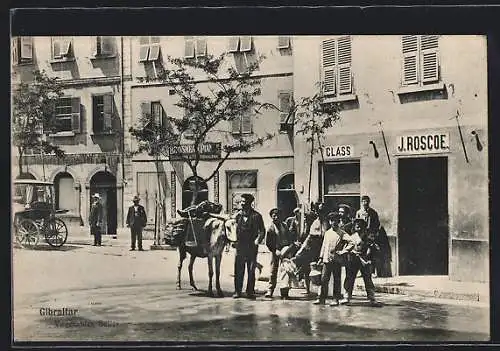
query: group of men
229 193 383 306
89 193 147 250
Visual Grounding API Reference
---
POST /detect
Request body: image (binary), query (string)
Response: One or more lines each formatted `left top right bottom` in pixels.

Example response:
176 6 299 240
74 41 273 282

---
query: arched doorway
182 176 208 209
89 171 117 235
277 173 298 220
54 172 76 213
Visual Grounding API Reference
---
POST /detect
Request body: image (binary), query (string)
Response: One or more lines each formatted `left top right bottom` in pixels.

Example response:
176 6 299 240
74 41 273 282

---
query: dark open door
398 157 448 275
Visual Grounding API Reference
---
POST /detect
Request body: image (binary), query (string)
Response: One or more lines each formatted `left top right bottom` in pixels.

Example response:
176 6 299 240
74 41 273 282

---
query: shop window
12 37 33 65
92 94 114 134
321 36 353 97
54 172 75 213
227 171 257 214
51 37 74 61
401 35 440 86
54 97 81 133
184 36 207 59
321 161 360 215
92 36 114 58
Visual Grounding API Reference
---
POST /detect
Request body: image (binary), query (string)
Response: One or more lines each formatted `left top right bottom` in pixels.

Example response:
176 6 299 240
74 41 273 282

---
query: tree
292 85 341 204
129 53 276 233
12 70 65 178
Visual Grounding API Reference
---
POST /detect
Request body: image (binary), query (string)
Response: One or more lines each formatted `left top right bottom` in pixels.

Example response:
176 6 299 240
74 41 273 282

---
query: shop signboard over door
395 132 450 155
323 145 354 159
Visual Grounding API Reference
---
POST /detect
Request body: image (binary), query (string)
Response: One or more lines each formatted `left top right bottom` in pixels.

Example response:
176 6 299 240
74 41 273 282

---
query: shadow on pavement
17 244 82 252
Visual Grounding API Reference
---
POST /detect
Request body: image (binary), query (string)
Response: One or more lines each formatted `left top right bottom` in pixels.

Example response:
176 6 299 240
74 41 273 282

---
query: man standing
285 207 304 243
233 193 265 300
338 204 354 234
126 195 147 251
265 208 293 299
89 193 103 246
313 212 348 306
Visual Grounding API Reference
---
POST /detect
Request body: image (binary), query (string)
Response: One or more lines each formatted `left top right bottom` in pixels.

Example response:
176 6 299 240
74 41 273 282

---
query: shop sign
396 132 450 155
323 145 353 159
169 142 221 161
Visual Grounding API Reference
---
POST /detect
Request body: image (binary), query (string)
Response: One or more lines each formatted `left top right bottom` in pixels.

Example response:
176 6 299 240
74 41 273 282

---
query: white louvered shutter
103 94 113 132
228 37 240 52
184 37 195 58
240 36 252 52
277 36 290 49
61 38 72 57
231 117 241 134
139 37 150 62
71 97 81 133
196 38 207 57
20 37 33 60
52 38 62 59
420 35 439 83
337 36 352 94
241 111 252 134
322 38 336 95
101 36 114 56
402 35 419 85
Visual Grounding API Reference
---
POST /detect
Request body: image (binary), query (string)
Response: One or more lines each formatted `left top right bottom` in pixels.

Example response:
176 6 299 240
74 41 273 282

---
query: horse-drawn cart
13 179 69 248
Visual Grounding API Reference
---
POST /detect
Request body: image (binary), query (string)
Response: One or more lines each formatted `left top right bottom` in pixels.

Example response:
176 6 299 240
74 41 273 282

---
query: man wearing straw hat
89 193 103 246
126 195 147 251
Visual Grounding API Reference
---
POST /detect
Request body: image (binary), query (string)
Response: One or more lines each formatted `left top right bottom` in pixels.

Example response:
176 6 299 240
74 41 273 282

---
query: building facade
125 36 296 230
11 36 128 234
293 35 488 282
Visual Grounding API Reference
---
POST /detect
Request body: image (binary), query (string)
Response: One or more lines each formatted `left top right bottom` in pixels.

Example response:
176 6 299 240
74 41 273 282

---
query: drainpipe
120 36 126 230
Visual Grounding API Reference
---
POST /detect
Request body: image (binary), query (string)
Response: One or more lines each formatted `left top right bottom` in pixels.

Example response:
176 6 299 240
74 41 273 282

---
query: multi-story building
293 35 488 282
125 36 295 230
11 36 128 235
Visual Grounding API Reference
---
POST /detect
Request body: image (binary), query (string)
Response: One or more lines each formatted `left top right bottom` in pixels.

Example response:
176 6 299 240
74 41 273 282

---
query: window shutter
52 38 61 58
277 36 290 49
92 36 99 56
196 38 207 57
231 117 241 134
402 35 419 85
103 94 113 132
240 36 252 52
184 37 195 58
71 97 81 133
139 37 150 62
322 39 336 95
149 44 161 61
241 112 252 134
12 38 19 65
420 35 439 83
228 37 240 52
61 38 72 57
140 101 152 119
20 37 33 60
101 36 113 55
279 92 291 123
337 36 352 94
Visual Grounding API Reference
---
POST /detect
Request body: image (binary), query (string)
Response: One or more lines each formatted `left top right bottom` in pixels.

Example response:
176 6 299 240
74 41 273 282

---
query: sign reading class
323 145 354 159
396 132 450 155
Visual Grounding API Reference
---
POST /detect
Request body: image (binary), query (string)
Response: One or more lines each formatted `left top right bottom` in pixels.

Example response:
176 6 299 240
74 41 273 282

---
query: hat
93 193 101 199
326 211 340 221
269 208 280 217
361 195 371 202
240 193 255 203
132 195 140 202
353 218 367 229
338 204 352 213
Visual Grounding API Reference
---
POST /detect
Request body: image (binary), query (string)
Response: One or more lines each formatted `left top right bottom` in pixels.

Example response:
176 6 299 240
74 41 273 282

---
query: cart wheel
17 219 40 248
44 218 68 247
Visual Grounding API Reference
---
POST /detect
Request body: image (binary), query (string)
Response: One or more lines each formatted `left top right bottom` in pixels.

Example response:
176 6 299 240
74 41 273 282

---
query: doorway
398 157 448 275
277 173 298 220
90 171 117 235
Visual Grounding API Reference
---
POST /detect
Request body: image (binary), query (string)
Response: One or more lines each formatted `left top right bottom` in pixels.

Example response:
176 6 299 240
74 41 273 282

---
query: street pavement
12 242 490 342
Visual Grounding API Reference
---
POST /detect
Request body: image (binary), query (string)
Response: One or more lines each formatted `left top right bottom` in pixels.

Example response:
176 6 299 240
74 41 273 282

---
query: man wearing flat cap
89 193 103 246
232 193 266 299
126 195 147 251
338 204 354 235
265 208 294 299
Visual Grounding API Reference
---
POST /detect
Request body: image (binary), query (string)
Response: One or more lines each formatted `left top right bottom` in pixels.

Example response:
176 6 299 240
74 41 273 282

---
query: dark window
321 161 360 215
92 95 113 134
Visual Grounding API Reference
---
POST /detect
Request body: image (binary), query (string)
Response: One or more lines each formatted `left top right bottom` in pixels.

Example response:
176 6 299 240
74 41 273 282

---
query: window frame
91 93 114 135
91 36 115 59
319 160 361 214
139 36 162 63
12 37 34 65
320 36 353 98
51 37 74 62
226 170 258 213
277 36 291 50
401 35 440 87
54 97 75 133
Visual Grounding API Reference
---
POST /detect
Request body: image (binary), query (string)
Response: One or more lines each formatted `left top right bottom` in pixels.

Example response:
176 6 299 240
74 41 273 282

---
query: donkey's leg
215 253 224 297
176 247 187 290
207 254 214 297
188 254 198 291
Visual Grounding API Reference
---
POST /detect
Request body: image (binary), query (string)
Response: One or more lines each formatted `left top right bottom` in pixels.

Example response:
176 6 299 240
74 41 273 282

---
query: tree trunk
307 138 314 204
17 148 24 178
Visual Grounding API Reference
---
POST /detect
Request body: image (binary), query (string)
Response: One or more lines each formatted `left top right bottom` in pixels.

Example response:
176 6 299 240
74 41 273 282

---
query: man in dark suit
89 193 103 246
232 193 266 300
126 195 147 251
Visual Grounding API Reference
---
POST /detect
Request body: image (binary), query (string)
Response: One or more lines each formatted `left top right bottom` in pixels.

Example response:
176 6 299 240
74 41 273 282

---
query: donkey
171 201 236 297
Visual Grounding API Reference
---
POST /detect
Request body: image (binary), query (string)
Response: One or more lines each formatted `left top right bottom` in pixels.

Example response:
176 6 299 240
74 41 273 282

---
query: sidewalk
254 251 489 303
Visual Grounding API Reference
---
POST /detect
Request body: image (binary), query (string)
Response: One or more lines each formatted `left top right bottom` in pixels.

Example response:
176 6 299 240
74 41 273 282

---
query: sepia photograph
11 33 490 343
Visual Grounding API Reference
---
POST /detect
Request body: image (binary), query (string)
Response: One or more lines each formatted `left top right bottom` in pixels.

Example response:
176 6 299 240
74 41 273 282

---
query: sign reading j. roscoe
395 132 450 155
323 145 354 159
169 142 221 161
